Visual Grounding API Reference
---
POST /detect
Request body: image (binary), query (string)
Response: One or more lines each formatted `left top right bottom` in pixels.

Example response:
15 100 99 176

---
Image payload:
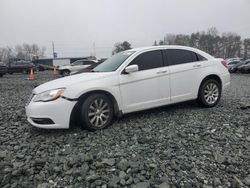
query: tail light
221 60 228 69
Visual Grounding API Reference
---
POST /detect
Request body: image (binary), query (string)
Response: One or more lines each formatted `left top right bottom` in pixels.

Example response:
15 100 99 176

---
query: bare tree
207 27 219 37
164 34 176 45
0 46 15 63
221 32 241 58
15 43 46 60
243 38 250 59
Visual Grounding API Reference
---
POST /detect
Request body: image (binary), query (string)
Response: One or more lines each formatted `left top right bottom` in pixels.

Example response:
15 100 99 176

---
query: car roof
74 59 97 62
229 60 241 63
126 45 214 59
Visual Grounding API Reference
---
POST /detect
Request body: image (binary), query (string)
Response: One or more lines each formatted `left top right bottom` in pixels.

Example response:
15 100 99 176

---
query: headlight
33 88 65 102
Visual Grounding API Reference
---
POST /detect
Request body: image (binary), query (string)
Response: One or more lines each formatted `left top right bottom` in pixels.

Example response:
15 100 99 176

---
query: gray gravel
0 71 250 188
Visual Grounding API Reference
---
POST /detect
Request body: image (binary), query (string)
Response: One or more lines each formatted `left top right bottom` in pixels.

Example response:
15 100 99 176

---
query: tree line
113 27 250 59
0 43 45 63
154 27 250 59
1 27 249 63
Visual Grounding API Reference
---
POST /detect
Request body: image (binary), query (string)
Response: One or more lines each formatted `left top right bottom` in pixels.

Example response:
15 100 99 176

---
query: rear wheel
198 79 221 107
80 94 114 131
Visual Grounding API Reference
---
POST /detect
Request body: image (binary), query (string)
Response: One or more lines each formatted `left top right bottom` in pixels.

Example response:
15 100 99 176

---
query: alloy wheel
204 83 219 104
87 98 110 127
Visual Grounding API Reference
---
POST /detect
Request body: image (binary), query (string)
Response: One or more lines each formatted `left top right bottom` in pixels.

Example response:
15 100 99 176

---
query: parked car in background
0 62 7 77
238 59 250 73
70 62 102 75
228 60 245 73
26 45 230 130
58 59 98 76
7 60 35 74
227 60 241 69
226 58 243 64
227 60 241 73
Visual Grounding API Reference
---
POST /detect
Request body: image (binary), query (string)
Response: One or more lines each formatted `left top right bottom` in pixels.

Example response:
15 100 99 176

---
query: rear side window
129 50 164 71
165 49 198 66
196 53 207 61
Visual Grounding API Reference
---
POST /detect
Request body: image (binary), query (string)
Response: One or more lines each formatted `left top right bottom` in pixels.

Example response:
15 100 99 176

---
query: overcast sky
0 0 249 58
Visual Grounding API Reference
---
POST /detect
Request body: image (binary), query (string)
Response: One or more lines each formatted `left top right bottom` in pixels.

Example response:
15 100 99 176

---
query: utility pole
93 42 96 58
52 41 55 58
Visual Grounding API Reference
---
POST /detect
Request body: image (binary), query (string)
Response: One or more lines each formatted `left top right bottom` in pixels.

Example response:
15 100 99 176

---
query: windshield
93 51 135 72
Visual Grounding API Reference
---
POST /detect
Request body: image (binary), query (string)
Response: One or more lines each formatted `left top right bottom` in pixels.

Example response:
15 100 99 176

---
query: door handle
193 64 201 68
157 70 167 74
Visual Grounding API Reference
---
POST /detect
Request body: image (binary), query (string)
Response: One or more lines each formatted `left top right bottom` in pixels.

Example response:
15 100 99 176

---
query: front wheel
197 79 221 108
80 94 114 131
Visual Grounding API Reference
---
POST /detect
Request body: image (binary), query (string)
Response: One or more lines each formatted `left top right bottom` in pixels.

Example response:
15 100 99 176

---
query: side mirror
125 65 138 74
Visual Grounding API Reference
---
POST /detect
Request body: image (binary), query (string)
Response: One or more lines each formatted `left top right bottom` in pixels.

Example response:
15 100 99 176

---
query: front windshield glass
93 51 135 72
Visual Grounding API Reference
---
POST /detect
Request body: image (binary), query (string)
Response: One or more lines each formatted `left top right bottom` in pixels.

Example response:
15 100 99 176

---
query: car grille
26 94 34 106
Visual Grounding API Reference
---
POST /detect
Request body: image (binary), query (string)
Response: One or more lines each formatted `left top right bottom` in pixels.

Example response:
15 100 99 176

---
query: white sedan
58 59 98 76
26 45 230 130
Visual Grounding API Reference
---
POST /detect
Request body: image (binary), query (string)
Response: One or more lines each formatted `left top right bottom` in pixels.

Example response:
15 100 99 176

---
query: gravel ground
0 71 250 188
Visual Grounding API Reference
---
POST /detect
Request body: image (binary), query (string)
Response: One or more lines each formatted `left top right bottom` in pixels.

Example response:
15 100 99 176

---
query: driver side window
129 50 164 71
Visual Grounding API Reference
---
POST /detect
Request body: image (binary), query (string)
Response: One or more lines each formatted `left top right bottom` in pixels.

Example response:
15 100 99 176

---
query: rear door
165 49 200 102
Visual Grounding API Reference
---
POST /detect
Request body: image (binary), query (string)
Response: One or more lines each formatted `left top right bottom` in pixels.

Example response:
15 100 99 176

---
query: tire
62 69 70 76
197 79 221 108
80 94 114 131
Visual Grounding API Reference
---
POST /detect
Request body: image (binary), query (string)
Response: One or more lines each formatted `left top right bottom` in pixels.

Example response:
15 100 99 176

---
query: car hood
33 72 115 94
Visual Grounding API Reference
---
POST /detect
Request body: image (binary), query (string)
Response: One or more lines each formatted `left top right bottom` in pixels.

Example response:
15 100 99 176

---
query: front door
119 50 169 113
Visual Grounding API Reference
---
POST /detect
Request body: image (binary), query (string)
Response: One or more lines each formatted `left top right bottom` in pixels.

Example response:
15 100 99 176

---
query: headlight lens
33 88 65 102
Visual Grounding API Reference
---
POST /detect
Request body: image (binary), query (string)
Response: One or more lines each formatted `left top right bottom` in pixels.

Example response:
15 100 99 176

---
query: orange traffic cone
29 68 35 80
53 67 58 76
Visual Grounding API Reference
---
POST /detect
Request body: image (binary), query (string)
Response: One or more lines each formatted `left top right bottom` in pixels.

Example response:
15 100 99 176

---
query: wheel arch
59 69 71 76
69 90 121 128
198 74 222 91
63 69 71 72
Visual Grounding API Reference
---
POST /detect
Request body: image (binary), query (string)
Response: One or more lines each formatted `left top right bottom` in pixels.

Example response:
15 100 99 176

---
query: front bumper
25 96 77 129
